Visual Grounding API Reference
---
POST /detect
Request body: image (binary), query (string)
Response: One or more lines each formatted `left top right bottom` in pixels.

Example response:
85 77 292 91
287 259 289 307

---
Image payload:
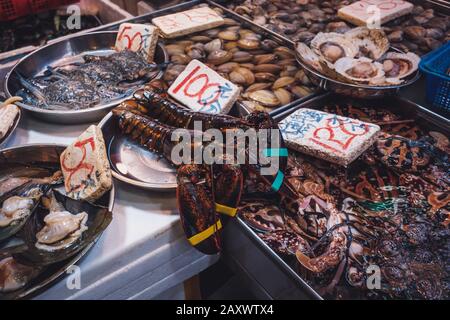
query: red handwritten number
172 66 221 106
61 138 96 192
310 118 370 154
118 26 142 50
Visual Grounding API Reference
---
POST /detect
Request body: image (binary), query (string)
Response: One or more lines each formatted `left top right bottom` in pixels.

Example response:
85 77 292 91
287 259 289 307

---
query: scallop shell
381 52 420 84
295 42 323 72
345 27 389 61
310 32 358 66
334 57 385 85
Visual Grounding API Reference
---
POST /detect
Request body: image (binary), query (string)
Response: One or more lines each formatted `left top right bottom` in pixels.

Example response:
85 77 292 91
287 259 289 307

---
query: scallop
346 27 389 60
295 42 323 72
311 32 358 65
381 52 420 84
334 57 385 85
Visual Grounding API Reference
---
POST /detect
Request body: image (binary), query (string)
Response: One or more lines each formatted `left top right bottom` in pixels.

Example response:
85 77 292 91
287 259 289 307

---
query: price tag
115 23 159 61
279 108 380 166
152 7 224 38
168 59 240 114
338 0 413 27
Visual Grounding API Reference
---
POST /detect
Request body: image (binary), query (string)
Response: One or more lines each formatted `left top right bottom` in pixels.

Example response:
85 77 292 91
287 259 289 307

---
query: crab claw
177 164 222 255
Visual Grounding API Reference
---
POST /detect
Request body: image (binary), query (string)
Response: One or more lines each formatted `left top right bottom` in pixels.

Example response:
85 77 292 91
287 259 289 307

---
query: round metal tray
0 107 21 149
98 112 177 191
0 144 115 300
4 31 168 124
295 48 421 99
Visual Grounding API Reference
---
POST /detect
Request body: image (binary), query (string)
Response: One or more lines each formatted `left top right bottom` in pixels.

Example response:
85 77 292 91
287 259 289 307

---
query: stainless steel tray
4 31 168 124
0 144 115 300
98 112 177 191
223 93 449 300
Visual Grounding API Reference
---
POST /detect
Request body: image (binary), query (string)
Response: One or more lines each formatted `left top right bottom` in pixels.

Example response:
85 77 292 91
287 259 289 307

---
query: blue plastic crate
419 42 450 112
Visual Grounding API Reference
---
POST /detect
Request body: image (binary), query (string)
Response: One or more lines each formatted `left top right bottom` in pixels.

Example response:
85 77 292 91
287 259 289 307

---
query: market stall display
0 0 448 301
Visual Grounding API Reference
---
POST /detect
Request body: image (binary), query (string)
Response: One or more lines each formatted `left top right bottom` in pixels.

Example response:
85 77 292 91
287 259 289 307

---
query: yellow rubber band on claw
215 203 238 217
188 219 223 246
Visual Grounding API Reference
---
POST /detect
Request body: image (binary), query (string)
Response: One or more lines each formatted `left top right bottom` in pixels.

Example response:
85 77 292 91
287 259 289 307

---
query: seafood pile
227 0 450 56
0 159 112 297
239 103 449 299
296 27 420 86
162 13 315 113
16 50 162 111
111 88 298 254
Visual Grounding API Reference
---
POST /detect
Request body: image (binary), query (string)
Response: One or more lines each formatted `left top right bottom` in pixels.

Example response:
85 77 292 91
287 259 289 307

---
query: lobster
112 91 298 255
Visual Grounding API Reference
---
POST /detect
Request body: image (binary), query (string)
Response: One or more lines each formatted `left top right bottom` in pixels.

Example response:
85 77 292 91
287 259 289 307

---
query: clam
232 51 253 63
171 54 191 65
311 32 358 65
255 72 277 82
217 62 239 73
248 90 280 107
291 85 312 98
229 67 255 86
254 53 278 65
245 82 272 93
274 88 292 105
237 38 261 50
272 76 296 89
254 64 282 74
334 57 385 85
346 27 390 60
204 39 223 53
190 35 212 43
207 50 233 65
17 190 112 266
218 29 239 41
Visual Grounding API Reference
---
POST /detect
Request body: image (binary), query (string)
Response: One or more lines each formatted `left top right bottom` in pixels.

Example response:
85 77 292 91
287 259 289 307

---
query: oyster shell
380 52 420 85
295 42 323 72
334 57 385 85
311 32 358 65
346 27 389 61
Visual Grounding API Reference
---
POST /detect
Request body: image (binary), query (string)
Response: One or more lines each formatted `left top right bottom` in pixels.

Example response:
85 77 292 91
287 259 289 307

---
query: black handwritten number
220 305 227 315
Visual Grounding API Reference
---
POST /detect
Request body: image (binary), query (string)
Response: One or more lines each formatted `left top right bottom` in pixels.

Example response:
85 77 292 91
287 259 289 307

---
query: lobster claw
176 164 222 255
213 163 244 222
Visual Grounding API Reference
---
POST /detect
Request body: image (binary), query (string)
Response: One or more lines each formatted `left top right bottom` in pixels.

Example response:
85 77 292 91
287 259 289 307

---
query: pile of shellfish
296 27 420 86
227 0 450 56
239 103 449 300
0 160 112 298
162 13 315 113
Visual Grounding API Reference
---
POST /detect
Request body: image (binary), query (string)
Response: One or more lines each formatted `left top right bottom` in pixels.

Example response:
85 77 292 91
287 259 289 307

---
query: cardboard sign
168 59 240 114
338 0 414 27
279 108 380 166
152 6 224 38
60 125 112 201
115 23 159 61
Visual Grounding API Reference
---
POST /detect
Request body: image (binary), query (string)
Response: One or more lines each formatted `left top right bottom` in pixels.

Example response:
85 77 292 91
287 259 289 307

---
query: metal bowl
98 112 177 191
295 47 421 99
0 108 21 149
0 144 115 300
4 31 168 124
